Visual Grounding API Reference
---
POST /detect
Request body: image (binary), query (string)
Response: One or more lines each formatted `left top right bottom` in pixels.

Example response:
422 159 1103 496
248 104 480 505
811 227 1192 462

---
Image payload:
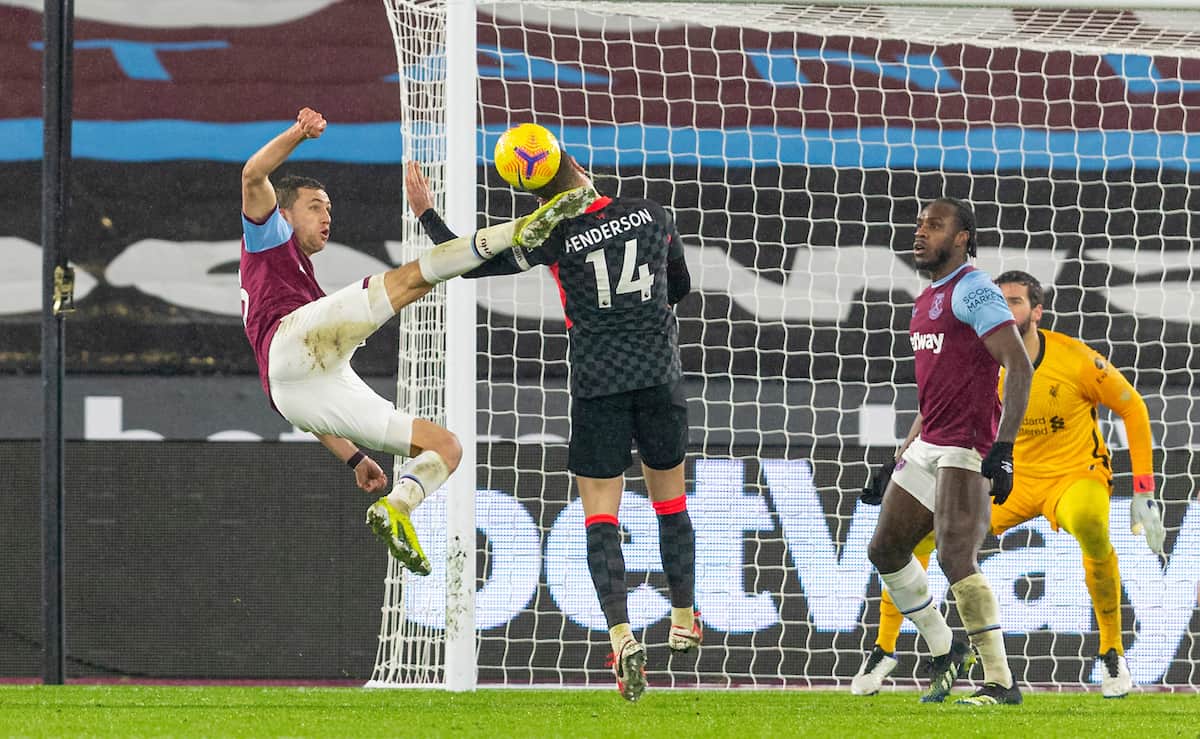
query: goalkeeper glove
1130 492 1166 555
860 460 895 506
980 441 1014 505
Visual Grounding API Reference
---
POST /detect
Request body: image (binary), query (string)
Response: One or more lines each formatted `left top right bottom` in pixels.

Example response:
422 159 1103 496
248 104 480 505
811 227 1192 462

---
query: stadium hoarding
2 374 1198 451
1 2 1198 384
1 440 1196 686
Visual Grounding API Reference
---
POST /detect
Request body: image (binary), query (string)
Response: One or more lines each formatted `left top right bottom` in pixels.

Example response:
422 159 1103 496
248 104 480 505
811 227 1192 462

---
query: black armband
346 450 366 469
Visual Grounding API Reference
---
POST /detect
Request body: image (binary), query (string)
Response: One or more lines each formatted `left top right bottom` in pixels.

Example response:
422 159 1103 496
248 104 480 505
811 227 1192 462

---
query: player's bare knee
868 536 904 573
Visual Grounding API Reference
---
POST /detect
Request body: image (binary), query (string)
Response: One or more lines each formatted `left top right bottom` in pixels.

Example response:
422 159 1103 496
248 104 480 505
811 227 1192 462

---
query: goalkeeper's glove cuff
1132 474 1155 494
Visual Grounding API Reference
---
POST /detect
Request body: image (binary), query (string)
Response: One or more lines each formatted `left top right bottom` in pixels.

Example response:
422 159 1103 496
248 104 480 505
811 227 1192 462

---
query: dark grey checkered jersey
419 195 691 398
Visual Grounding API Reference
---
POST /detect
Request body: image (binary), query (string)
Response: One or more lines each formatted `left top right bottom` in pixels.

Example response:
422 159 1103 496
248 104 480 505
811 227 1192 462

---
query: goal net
378 0 1200 691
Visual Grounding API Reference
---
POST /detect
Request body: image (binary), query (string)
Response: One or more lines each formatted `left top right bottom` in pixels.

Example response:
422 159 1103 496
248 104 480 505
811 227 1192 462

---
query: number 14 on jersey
585 239 653 309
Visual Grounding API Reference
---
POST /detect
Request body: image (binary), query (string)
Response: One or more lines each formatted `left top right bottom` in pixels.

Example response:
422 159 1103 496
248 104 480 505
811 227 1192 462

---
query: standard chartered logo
403 457 1200 683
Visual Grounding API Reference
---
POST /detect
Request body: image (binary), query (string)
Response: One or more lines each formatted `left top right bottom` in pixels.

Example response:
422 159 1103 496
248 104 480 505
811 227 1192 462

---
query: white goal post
376 0 1200 692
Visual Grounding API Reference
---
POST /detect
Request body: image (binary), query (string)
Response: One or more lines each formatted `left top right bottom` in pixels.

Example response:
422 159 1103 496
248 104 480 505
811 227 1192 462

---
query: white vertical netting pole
442 0 478 693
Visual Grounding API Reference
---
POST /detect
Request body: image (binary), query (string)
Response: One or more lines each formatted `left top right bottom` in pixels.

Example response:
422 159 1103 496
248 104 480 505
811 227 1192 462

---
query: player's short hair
929 197 977 257
275 175 326 209
994 270 1044 309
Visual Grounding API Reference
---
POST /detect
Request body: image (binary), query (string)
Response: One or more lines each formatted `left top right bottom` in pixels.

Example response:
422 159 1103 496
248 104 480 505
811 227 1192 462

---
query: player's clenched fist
353 455 388 494
295 107 327 139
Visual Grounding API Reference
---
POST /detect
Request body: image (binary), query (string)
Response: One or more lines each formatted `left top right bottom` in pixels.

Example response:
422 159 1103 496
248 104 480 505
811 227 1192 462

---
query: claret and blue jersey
239 207 325 398
910 263 1016 454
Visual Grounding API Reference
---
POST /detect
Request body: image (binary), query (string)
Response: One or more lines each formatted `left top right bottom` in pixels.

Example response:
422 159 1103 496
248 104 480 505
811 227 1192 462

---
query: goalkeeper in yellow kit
854 270 1166 699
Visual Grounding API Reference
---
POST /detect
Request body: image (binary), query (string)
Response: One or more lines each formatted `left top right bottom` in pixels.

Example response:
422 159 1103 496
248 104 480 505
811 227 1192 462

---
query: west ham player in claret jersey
862 198 1033 706
855 270 1165 699
404 151 698 703
239 108 595 577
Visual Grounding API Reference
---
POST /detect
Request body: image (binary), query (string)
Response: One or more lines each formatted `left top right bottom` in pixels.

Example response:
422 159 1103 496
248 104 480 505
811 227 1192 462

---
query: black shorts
568 381 690 478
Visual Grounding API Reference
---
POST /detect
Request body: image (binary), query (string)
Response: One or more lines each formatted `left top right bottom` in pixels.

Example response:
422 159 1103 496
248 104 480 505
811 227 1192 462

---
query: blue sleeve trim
952 270 1014 337
242 208 293 253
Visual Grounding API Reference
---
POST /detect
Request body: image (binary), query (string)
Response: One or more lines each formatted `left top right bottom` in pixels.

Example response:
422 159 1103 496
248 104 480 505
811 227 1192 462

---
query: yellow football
494 123 562 191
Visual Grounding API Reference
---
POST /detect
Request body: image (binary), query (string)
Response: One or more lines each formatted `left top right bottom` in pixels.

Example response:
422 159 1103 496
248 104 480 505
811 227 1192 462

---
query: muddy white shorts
268 274 415 455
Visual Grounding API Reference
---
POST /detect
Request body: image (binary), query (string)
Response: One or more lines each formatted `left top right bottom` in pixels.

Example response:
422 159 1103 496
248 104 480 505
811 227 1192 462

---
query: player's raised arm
242 107 327 221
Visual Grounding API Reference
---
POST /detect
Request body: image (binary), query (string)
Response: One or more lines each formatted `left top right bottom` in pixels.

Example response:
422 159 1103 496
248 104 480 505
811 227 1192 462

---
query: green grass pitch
0 686 1195 738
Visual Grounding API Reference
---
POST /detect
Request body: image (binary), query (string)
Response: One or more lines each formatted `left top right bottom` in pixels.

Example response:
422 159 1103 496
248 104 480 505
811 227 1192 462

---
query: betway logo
910 331 945 354
402 458 1200 684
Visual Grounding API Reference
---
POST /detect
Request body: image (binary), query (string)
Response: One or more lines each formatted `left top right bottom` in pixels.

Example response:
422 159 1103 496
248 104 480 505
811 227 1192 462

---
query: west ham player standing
854 270 1165 698
239 109 594 576
404 154 698 703
864 198 1033 706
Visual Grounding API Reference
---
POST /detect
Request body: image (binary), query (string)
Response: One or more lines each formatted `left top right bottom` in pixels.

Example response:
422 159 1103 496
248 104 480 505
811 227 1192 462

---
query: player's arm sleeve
951 270 1014 337
418 208 459 245
242 208 293 253
1085 352 1155 485
663 211 691 305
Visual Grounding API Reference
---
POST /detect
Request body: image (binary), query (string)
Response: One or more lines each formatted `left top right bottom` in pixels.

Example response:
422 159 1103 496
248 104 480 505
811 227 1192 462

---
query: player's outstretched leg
851 645 899 696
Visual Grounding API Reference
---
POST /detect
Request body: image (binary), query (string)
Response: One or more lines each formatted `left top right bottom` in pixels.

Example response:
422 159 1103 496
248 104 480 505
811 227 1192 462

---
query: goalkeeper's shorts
568 380 689 478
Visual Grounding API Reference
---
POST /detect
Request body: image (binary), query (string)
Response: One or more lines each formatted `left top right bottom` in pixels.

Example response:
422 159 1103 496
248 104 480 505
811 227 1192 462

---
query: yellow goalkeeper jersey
999 329 1153 483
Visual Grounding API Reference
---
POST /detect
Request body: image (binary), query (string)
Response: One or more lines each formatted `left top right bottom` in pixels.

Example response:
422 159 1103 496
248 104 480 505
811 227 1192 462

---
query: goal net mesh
380 0 1200 690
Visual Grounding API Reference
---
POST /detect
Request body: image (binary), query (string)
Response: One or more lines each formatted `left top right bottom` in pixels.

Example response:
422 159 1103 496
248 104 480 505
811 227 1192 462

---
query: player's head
913 198 976 275
276 175 331 256
995 270 1044 338
528 153 593 203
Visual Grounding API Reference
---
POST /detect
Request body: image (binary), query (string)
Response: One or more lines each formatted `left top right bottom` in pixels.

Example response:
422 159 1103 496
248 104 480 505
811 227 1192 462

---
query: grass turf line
0 686 1193 738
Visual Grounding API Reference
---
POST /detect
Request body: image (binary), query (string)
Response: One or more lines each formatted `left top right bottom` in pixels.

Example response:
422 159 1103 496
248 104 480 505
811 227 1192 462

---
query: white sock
386 450 450 513
365 273 397 325
671 607 694 631
609 623 633 655
418 220 518 283
880 556 953 657
952 573 1013 688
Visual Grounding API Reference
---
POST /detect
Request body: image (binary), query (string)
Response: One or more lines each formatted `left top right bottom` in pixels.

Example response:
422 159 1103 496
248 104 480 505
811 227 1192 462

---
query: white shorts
890 437 983 513
268 275 415 455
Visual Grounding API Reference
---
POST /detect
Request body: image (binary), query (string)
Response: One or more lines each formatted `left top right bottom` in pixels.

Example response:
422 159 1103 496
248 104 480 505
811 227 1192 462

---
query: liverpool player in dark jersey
862 198 1033 706
404 151 697 702
239 109 594 577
